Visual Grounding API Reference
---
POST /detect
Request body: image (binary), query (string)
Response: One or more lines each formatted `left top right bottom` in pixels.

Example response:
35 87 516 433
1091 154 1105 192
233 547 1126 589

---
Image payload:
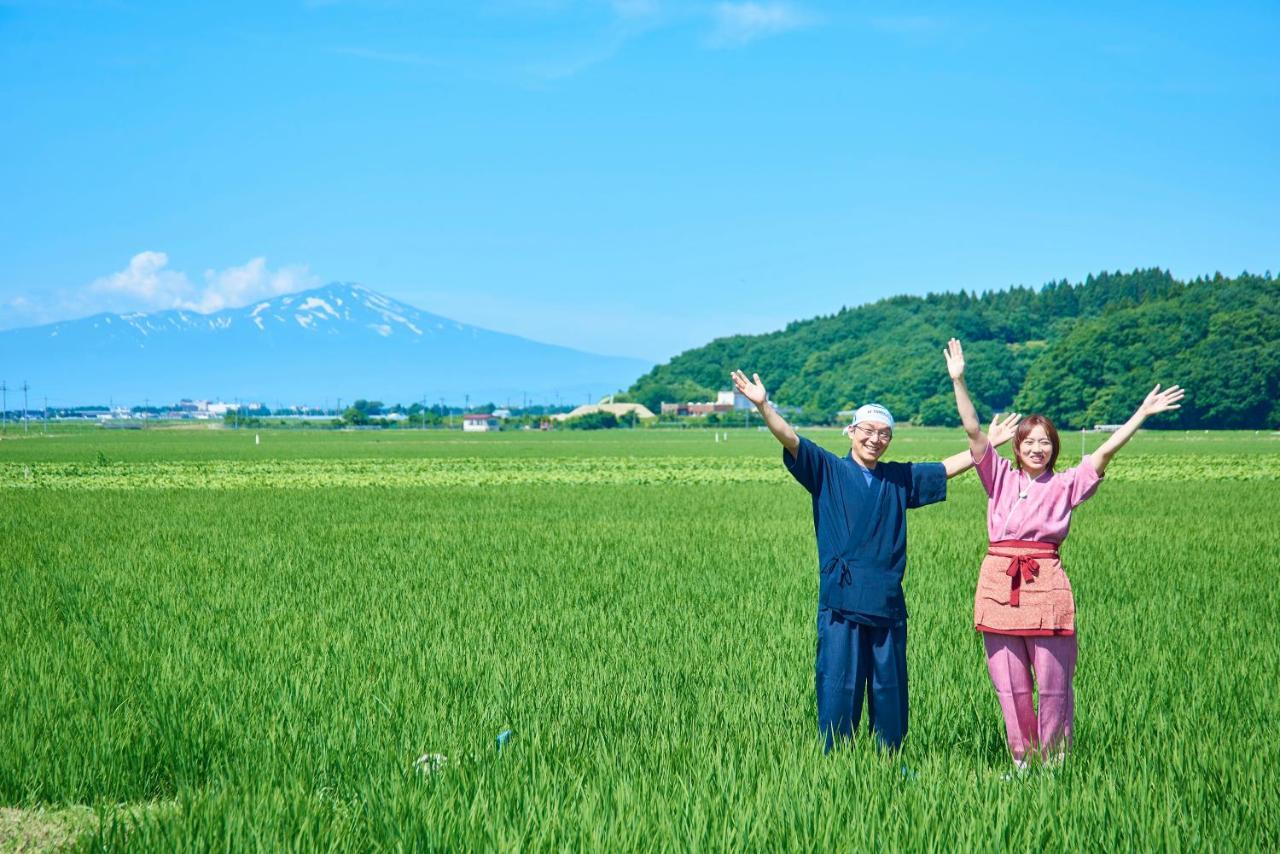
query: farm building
660 390 753 416
462 414 502 432
551 402 657 422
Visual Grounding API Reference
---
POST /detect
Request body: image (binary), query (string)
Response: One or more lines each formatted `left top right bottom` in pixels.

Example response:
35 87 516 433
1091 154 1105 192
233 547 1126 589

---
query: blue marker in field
496 729 513 751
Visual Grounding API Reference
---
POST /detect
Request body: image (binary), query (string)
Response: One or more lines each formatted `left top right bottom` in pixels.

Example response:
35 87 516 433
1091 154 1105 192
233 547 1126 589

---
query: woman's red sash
986 539 1059 607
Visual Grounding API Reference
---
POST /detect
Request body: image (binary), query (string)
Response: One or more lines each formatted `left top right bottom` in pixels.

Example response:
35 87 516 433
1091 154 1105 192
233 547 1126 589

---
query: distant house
462 413 502 432
551 402 657 422
660 390 752 417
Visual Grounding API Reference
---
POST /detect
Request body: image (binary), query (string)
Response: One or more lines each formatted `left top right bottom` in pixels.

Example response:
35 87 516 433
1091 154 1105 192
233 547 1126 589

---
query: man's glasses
854 425 893 442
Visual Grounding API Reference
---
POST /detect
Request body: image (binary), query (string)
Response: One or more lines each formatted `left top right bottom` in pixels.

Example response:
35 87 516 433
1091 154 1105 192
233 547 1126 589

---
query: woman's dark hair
1014 414 1060 472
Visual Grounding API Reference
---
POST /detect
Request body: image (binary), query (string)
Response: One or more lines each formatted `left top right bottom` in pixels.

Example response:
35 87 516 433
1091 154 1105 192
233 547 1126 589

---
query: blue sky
2 1 1276 361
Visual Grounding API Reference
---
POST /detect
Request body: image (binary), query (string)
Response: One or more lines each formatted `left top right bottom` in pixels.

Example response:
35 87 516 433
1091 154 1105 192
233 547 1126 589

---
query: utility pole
421 395 427 430
1 381 7 434
22 381 29 434
43 396 48 434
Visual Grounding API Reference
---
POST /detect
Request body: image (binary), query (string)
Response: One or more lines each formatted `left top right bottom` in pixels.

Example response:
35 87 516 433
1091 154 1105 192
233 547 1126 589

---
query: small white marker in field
415 753 448 775
255 434 260 445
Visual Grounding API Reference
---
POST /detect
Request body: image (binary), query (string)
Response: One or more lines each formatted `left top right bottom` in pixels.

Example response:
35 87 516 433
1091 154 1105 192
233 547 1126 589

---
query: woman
943 338 1184 771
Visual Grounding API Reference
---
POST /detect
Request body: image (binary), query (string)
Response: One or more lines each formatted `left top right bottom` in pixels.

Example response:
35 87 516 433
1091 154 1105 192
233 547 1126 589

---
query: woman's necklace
1017 471 1033 500
1002 470 1044 540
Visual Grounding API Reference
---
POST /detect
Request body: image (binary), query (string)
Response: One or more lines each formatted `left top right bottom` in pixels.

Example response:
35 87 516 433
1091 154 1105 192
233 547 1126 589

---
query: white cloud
707 2 816 48
190 258 316 313
519 0 666 82
88 251 193 307
17 252 321 323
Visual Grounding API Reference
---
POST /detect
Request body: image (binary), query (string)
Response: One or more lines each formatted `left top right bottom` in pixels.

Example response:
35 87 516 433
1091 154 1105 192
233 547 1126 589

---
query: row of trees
622 269 1279 429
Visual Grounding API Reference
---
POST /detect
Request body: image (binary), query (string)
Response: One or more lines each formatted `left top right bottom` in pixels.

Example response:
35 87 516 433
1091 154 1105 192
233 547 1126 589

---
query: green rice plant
3 453 1278 491
0 431 1276 850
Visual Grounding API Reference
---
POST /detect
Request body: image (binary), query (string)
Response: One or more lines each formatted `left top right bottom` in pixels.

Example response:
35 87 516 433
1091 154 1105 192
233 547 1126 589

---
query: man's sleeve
783 435 831 495
907 461 948 508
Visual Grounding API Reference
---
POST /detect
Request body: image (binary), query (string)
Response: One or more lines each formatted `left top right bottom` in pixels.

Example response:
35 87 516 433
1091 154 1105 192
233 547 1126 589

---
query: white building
716 390 754 411
462 414 502 432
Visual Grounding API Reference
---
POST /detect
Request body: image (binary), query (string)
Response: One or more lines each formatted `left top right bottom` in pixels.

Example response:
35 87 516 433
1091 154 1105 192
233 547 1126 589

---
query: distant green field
3 422 1278 462
2 428 1277 849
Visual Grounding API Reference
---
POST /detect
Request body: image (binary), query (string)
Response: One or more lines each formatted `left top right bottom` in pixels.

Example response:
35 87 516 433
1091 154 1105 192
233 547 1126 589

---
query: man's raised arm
731 370 799 457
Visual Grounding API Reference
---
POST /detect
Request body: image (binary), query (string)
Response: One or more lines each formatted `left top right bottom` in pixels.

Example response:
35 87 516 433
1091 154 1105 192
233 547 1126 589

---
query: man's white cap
850 403 895 430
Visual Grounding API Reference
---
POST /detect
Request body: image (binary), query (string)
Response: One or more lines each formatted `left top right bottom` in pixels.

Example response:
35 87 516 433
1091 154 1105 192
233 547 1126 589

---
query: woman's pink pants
982 633 1077 761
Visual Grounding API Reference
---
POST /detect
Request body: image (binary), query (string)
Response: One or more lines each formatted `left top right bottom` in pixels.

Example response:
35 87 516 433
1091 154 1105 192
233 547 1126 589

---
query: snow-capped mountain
0 283 653 406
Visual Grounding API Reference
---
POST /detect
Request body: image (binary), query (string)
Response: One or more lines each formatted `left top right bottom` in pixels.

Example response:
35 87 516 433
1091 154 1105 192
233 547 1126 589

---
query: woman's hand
943 338 966 381
988 412 1021 447
1136 384 1184 418
1089 383 1187 476
731 370 768 407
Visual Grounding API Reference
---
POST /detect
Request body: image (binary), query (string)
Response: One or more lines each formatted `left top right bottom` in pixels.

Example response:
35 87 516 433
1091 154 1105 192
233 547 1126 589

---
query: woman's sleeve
1065 456 1104 507
970 443 1007 498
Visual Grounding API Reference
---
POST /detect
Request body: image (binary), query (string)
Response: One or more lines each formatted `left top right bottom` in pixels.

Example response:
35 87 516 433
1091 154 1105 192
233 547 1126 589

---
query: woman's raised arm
1087 384 1185 475
945 338 994 461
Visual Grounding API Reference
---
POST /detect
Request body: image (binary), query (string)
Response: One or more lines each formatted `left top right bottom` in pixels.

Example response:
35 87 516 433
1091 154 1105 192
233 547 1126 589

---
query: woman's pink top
972 444 1103 545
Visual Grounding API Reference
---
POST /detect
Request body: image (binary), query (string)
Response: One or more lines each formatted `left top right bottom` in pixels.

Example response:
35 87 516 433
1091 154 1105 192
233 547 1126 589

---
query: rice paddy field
3 425 1278 850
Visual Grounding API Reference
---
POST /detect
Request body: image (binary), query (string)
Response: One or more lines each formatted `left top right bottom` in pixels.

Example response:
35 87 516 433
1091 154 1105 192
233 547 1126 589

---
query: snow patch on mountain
298 297 339 317
0 281 653 405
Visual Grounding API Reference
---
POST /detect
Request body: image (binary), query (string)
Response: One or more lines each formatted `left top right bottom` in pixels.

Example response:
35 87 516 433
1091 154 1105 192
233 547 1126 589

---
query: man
730 370 1018 751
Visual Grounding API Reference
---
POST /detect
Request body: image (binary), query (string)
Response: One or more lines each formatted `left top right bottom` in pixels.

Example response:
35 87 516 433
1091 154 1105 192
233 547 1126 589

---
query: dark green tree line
624 269 1279 429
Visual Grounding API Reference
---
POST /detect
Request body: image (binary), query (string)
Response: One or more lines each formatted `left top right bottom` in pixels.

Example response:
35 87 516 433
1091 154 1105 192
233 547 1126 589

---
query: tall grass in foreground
2 456 1277 848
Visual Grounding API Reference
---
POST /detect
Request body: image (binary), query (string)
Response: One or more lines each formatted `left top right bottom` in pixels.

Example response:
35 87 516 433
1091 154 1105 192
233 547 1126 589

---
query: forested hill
624 270 1279 429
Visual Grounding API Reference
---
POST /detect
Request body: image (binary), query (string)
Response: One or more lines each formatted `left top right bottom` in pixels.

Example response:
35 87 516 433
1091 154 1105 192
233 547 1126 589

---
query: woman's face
1017 425 1053 472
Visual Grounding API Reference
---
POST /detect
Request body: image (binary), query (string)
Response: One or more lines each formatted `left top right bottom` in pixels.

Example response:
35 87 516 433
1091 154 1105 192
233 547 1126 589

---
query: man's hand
731 370 768 407
988 412 1021 447
731 369 798 455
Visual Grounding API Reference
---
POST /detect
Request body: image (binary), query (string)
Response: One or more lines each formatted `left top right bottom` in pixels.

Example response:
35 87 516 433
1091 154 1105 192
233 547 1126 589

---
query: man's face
850 421 892 466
